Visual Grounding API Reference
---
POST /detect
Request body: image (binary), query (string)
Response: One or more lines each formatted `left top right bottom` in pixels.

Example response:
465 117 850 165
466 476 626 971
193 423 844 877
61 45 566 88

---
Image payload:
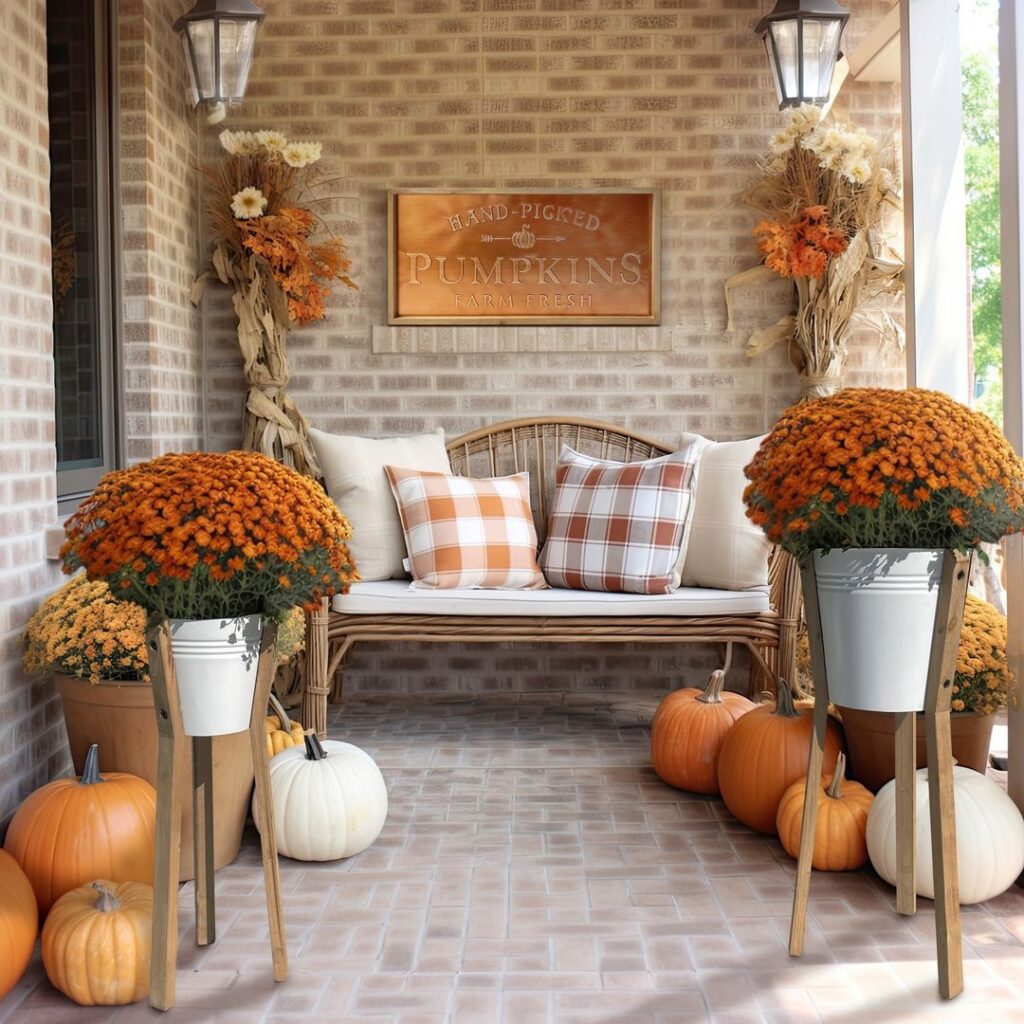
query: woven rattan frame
301 417 799 735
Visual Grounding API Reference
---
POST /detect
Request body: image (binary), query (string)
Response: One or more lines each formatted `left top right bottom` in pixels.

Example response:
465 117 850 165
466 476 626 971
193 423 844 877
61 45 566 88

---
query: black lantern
755 0 850 110
173 0 264 118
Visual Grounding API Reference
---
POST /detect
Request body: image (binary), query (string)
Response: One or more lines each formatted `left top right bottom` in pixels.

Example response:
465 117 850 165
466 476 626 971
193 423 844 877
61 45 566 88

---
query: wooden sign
388 189 660 325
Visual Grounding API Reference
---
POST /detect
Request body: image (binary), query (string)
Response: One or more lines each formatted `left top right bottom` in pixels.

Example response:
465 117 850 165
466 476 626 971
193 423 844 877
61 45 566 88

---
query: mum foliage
743 388 1024 561
61 451 357 620
24 575 308 682
953 594 1012 715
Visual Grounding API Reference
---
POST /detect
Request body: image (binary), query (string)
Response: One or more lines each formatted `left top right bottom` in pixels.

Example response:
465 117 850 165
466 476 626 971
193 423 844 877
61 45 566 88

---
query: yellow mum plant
24 575 307 684
24 575 148 683
953 594 1013 715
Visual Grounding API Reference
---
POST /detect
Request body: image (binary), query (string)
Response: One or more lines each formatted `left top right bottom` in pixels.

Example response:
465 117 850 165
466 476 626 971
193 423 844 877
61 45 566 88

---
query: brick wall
118 0 203 461
203 0 904 450
198 0 906 696
0 1 68 825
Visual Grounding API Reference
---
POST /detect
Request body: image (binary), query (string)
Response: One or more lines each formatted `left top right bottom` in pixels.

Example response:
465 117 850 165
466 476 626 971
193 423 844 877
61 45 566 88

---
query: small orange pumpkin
776 751 873 870
4 744 156 914
717 684 843 834
651 670 755 794
0 849 37 1002
42 880 151 1005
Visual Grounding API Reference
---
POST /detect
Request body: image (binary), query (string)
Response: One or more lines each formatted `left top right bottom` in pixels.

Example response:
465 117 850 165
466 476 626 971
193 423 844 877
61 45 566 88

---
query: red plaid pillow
385 466 547 590
540 446 697 595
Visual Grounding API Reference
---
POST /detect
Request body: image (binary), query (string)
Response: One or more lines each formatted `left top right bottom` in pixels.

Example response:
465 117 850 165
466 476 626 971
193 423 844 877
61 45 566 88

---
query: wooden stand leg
147 620 187 1012
303 598 330 739
192 736 216 946
789 561 830 957
926 706 962 999
923 550 971 1000
250 620 289 983
894 710 917 916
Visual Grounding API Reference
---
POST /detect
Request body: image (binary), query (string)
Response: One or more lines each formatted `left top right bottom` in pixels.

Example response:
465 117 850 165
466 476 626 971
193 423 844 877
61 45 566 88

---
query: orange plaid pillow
385 466 547 590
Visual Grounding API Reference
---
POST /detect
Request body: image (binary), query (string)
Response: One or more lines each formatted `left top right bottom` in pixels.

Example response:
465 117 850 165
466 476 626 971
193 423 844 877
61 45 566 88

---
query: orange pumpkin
651 670 755 794
776 751 873 870
42 880 151 1006
0 849 37 1002
4 744 156 914
717 685 843 834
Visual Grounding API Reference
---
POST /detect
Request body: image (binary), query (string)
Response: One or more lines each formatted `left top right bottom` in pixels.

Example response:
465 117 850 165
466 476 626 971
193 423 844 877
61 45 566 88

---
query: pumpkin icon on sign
511 222 535 249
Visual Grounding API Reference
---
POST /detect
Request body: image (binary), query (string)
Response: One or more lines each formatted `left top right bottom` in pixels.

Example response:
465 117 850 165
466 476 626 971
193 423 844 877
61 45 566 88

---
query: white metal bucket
813 548 944 712
168 615 262 736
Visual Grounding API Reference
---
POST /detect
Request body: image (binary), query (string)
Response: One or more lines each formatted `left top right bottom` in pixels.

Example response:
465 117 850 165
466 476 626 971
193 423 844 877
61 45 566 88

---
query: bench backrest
447 416 671 546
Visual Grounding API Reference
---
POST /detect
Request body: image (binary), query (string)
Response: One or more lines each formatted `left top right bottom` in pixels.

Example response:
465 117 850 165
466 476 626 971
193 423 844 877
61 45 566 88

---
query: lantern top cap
173 0 265 32
755 0 850 35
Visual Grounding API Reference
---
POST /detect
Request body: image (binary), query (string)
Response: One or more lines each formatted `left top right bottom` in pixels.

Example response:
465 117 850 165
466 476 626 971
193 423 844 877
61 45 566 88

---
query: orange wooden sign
388 189 660 325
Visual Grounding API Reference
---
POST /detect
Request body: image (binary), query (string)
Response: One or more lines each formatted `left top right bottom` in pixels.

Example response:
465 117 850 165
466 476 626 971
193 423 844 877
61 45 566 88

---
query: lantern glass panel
216 18 258 100
802 17 843 102
185 19 216 101
769 19 800 104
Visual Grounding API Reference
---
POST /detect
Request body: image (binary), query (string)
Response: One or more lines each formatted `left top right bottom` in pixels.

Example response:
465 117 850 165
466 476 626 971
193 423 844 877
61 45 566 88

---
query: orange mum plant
61 451 358 621
743 388 1024 563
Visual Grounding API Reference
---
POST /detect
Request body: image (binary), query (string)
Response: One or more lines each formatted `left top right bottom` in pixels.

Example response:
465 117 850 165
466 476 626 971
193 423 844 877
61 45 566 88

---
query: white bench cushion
332 579 771 617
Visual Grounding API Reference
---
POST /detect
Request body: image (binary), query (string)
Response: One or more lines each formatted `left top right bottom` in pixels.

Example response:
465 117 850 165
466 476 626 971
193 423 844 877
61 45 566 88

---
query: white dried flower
281 141 323 168
878 166 896 193
841 156 873 184
787 103 822 134
219 129 243 155
769 129 796 156
256 130 288 152
230 186 268 220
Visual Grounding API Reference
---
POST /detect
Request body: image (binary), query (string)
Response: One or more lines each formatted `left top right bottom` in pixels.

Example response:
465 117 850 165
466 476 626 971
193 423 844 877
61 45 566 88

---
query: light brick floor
3 691 1024 1024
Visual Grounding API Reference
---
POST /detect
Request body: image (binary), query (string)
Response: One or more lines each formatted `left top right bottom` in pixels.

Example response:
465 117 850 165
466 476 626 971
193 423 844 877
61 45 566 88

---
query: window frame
53 0 121 512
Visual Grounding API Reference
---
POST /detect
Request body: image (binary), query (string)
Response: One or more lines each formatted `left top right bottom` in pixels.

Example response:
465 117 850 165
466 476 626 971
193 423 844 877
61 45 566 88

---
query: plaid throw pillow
540 445 697 595
385 466 547 590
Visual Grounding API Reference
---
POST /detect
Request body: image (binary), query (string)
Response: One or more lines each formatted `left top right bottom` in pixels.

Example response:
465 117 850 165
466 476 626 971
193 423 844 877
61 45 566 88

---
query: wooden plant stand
788 550 971 1000
145 618 288 1011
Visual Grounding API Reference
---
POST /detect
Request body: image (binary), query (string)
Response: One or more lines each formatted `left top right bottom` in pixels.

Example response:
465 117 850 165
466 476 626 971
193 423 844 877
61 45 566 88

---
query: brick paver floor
3 691 1024 1023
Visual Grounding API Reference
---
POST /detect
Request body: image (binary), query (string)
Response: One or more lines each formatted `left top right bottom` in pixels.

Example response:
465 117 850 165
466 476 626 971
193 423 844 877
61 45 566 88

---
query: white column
900 0 970 401
999 1 1024 812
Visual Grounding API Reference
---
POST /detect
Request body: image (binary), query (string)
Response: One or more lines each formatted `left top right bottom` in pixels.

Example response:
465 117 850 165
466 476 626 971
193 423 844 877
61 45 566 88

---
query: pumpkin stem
826 751 848 799
92 881 120 913
79 744 103 785
268 692 292 732
304 732 328 761
770 681 800 719
696 670 726 704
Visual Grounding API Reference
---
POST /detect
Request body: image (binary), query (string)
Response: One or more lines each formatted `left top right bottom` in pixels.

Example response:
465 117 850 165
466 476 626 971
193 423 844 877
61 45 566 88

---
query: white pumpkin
253 733 388 861
866 764 1024 904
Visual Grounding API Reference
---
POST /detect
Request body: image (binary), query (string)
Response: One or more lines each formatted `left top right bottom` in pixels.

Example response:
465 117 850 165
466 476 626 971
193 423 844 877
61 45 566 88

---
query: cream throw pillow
309 427 451 581
679 433 771 591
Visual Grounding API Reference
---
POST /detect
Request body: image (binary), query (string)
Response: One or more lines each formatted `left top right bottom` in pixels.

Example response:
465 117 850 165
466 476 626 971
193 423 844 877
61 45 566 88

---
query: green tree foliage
962 47 1001 423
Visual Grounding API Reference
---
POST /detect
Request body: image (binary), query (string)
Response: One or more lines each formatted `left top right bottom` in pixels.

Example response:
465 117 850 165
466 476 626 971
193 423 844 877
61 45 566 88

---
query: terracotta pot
837 704 996 792
55 674 254 882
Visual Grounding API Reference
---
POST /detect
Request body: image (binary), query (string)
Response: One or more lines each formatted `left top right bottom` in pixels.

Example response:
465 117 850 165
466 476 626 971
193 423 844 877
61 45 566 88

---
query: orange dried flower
743 388 1024 561
753 205 849 280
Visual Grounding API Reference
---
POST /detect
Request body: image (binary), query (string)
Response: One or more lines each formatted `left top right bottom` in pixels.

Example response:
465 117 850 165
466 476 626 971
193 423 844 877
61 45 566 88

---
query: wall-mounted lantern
173 0 264 123
756 0 850 109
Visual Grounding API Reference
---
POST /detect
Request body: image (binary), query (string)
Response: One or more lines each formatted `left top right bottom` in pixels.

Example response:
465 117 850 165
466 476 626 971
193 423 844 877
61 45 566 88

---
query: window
47 0 118 506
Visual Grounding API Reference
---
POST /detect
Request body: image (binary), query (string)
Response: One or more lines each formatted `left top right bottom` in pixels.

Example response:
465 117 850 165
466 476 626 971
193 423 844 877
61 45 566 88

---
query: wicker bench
300 417 800 736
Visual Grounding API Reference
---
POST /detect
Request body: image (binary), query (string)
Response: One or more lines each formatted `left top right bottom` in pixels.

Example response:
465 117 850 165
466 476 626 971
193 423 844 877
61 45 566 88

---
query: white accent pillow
679 433 771 591
309 427 451 581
